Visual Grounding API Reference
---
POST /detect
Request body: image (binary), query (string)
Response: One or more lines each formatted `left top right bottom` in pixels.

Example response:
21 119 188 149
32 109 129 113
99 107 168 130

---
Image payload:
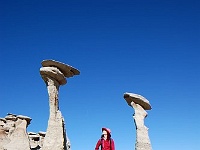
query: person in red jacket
95 127 115 150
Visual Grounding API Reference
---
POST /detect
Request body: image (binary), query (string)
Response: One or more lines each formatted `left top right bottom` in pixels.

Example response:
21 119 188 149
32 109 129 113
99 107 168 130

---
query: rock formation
28 131 46 149
124 92 152 150
0 60 80 150
1 59 154 150
40 60 80 150
0 113 31 150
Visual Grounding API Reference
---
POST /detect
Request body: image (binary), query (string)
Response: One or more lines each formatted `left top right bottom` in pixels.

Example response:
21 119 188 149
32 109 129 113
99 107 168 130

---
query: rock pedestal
124 92 152 150
40 60 80 150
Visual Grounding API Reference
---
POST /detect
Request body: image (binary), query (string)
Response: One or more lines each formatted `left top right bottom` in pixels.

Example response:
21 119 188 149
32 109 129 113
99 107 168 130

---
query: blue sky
0 0 200 150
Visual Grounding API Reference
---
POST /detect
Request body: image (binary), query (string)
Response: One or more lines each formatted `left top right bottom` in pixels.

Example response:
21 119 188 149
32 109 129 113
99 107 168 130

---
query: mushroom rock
0 59 80 150
124 92 152 110
40 60 80 150
123 92 152 150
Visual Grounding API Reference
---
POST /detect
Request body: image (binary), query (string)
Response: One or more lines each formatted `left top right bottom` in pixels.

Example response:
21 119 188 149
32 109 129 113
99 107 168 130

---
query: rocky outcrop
0 60 80 150
0 114 31 150
1 59 154 150
124 92 152 150
0 114 47 150
40 60 80 150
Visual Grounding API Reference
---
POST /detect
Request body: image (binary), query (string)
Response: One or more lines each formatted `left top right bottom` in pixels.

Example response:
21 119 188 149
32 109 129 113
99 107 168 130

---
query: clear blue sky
0 0 200 150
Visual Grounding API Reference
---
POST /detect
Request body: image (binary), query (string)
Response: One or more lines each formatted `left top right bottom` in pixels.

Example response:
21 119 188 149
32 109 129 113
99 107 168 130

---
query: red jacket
95 138 115 150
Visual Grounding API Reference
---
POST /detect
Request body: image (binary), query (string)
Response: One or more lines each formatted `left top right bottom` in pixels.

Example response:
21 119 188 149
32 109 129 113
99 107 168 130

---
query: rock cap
124 92 152 110
40 67 66 85
41 59 80 77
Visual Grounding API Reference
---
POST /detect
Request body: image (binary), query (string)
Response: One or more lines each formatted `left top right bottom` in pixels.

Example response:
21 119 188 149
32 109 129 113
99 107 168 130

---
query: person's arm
95 139 101 150
111 139 115 150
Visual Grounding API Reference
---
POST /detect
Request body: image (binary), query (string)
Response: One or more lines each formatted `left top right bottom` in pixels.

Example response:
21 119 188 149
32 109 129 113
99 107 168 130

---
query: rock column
124 92 152 150
40 60 80 150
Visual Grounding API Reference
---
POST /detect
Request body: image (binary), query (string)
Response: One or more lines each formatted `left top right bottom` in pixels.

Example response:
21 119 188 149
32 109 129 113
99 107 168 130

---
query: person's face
102 130 108 139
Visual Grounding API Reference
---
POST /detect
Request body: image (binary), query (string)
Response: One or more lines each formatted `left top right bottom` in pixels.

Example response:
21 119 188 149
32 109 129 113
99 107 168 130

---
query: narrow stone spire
124 92 152 150
40 60 80 150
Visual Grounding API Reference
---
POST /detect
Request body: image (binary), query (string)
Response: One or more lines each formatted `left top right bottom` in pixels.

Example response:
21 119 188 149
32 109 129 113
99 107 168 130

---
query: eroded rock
124 93 152 150
40 60 79 150
0 113 32 150
0 60 79 150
